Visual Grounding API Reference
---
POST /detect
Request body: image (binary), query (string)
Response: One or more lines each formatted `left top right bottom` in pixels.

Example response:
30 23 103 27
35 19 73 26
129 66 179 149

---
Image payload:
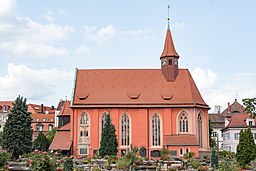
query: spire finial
167 4 170 30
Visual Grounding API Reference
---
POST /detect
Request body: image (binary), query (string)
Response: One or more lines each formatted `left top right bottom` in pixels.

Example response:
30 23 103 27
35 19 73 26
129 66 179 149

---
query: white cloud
20 17 75 43
0 0 16 19
84 25 116 43
83 25 150 43
192 67 217 89
0 63 73 105
0 41 68 58
0 16 74 59
75 45 90 55
192 68 256 112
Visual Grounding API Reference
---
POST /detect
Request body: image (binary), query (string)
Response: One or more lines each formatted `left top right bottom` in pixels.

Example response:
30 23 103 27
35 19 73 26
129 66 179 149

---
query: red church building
69 21 210 158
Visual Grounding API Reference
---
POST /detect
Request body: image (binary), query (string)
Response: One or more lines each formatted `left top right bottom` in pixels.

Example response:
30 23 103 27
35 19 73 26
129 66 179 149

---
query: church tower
160 18 180 82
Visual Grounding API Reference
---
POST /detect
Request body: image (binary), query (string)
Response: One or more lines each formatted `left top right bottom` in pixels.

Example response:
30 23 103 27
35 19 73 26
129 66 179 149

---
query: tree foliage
2 96 33 160
45 127 57 144
99 112 118 157
242 98 256 117
209 119 216 148
34 132 50 151
0 131 3 147
236 127 256 168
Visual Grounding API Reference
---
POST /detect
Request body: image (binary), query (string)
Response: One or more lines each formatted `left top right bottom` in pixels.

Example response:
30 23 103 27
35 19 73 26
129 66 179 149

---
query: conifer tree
2 96 33 160
236 127 256 168
99 112 118 157
33 132 50 151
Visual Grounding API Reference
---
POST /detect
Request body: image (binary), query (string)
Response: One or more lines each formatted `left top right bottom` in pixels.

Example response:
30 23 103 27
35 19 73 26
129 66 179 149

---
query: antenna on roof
167 4 171 30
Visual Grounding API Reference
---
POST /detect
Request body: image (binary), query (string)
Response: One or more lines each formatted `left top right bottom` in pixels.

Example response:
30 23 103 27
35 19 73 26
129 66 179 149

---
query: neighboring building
55 99 65 127
70 21 210 158
209 99 245 150
0 101 14 132
221 114 256 153
49 101 72 155
28 104 56 140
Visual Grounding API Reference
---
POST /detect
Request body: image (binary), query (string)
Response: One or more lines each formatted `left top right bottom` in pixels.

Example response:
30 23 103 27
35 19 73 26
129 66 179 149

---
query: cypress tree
99 112 118 157
2 96 33 160
236 127 256 168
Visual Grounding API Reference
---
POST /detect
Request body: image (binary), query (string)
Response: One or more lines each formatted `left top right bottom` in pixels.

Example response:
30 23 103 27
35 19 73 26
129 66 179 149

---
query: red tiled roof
28 104 55 115
72 69 208 108
226 113 253 128
221 100 244 115
57 100 65 111
0 101 14 112
58 123 70 131
49 131 72 150
58 101 71 117
31 113 55 123
164 134 199 146
160 28 179 58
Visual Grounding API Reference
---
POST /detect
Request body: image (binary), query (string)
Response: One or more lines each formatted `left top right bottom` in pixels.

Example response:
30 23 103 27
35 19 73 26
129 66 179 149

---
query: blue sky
0 0 255 112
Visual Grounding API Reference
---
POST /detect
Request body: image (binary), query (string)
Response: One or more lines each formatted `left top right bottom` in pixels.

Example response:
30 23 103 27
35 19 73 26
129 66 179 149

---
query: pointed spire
161 5 179 58
160 20 179 58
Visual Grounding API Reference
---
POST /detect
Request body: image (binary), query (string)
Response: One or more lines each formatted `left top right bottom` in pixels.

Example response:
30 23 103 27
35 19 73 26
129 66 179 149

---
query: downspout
147 108 149 158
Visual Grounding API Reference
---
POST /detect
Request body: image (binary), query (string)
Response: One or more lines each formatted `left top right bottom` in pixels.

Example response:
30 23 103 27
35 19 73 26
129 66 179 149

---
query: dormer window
249 121 253 126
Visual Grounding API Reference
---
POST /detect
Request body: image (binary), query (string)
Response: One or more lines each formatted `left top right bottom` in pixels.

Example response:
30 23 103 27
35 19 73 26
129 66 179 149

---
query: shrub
64 158 73 171
190 159 201 169
27 150 59 171
0 151 11 166
116 158 130 170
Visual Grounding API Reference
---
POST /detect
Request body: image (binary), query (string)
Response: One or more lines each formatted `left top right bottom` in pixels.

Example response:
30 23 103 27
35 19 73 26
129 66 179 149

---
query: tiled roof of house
58 123 70 131
28 104 55 115
163 134 199 146
58 101 71 117
221 100 244 115
49 131 71 150
56 100 65 111
209 114 225 128
72 69 208 108
0 101 14 113
225 113 255 128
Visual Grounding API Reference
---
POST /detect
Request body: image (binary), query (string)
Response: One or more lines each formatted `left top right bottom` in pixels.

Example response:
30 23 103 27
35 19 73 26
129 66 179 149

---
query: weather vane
167 4 170 20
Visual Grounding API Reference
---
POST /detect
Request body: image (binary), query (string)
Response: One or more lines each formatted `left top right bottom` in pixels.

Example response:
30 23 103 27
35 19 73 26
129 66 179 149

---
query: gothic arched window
101 112 107 134
121 113 130 146
179 113 188 133
152 113 161 146
79 113 89 141
198 113 203 148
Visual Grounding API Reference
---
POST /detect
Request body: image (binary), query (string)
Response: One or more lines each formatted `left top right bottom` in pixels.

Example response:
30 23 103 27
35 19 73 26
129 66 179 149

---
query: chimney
41 104 44 114
227 102 231 113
